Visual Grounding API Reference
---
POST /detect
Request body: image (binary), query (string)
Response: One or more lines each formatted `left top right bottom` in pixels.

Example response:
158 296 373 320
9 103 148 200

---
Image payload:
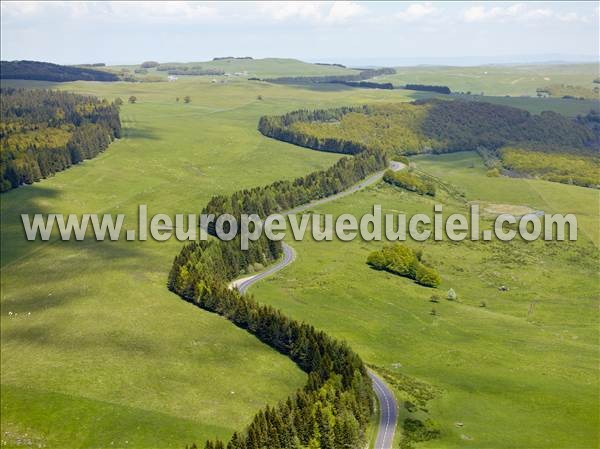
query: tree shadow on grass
288 83 355 92
122 126 160 140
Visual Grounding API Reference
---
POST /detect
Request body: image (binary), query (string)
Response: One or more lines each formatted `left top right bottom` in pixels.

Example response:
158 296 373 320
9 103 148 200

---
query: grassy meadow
0 75 419 448
1 59 598 449
378 63 599 97
251 152 599 449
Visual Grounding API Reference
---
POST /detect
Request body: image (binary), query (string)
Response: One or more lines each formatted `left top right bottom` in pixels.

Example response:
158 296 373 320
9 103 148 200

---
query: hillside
0 60 119 82
1 68 598 449
1 76 416 448
258 99 599 187
109 58 359 82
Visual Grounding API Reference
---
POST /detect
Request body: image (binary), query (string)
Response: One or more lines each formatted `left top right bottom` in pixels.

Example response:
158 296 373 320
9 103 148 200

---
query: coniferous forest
258 99 599 187
0 88 121 191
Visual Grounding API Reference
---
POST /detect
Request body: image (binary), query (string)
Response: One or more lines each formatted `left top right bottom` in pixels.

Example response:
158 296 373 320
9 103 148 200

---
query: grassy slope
0 78 417 448
110 57 359 80
251 152 599 449
378 63 599 96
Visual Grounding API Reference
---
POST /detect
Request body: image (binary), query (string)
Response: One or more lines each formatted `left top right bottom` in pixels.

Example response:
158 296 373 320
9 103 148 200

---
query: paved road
233 243 295 294
285 160 405 216
227 161 404 448
231 245 398 449
369 370 398 449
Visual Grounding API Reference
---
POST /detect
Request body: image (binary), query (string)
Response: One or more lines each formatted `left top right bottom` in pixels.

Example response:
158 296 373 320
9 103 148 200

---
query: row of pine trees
169 239 374 449
169 116 391 448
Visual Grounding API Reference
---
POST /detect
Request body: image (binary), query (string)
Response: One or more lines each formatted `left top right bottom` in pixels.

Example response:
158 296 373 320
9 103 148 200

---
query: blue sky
1 1 598 66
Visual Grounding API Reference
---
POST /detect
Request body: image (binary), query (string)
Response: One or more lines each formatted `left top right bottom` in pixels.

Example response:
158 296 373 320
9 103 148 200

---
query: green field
1 61 599 449
378 63 599 97
251 152 599 449
0 76 418 448
108 57 358 82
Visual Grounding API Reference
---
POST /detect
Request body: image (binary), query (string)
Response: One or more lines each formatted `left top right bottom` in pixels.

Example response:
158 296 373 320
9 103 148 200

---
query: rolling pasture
0 74 417 448
251 152 599 449
378 63 599 97
1 59 598 449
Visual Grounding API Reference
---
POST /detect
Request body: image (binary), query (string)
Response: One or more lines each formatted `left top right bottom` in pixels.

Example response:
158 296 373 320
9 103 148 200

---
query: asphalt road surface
369 370 398 449
233 243 295 294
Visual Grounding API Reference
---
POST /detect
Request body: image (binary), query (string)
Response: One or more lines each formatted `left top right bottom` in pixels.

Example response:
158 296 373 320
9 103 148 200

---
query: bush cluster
367 244 441 288
383 169 436 196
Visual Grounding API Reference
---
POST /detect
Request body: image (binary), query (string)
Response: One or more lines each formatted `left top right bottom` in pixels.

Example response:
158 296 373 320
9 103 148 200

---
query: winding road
228 161 403 448
369 370 398 449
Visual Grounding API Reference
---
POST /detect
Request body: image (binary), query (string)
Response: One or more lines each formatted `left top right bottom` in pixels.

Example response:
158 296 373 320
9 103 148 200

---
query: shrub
383 169 436 196
382 244 415 276
367 244 440 288
402 418 441 444
415 264 441 288
486 167 501 177
366 250 388 270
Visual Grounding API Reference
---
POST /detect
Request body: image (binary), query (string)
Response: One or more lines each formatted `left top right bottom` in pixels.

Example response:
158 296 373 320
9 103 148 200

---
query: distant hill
0 60 119 82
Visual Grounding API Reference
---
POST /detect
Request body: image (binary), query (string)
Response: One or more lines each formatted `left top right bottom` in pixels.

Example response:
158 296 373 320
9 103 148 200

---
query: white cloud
0 1 219 25
0 1 594 30
325 1 366 24
256 2 322 22
105 1 219 24
256 1 366 25
395 2 439 22
463 3 587 24
556 11 588 23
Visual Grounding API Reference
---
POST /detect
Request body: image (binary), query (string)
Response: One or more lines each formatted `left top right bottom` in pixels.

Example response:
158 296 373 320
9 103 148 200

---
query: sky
1 1 598 66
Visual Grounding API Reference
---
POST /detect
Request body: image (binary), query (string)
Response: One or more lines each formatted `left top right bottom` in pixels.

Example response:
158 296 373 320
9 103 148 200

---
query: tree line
167 111 397 448
258 106 373 155
202 148 387 226
168 241 374 449
330 80 394 90
404 84 451 94
0 60 119 82
261 68 396 85
0 88 121 191
258 100 598 188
